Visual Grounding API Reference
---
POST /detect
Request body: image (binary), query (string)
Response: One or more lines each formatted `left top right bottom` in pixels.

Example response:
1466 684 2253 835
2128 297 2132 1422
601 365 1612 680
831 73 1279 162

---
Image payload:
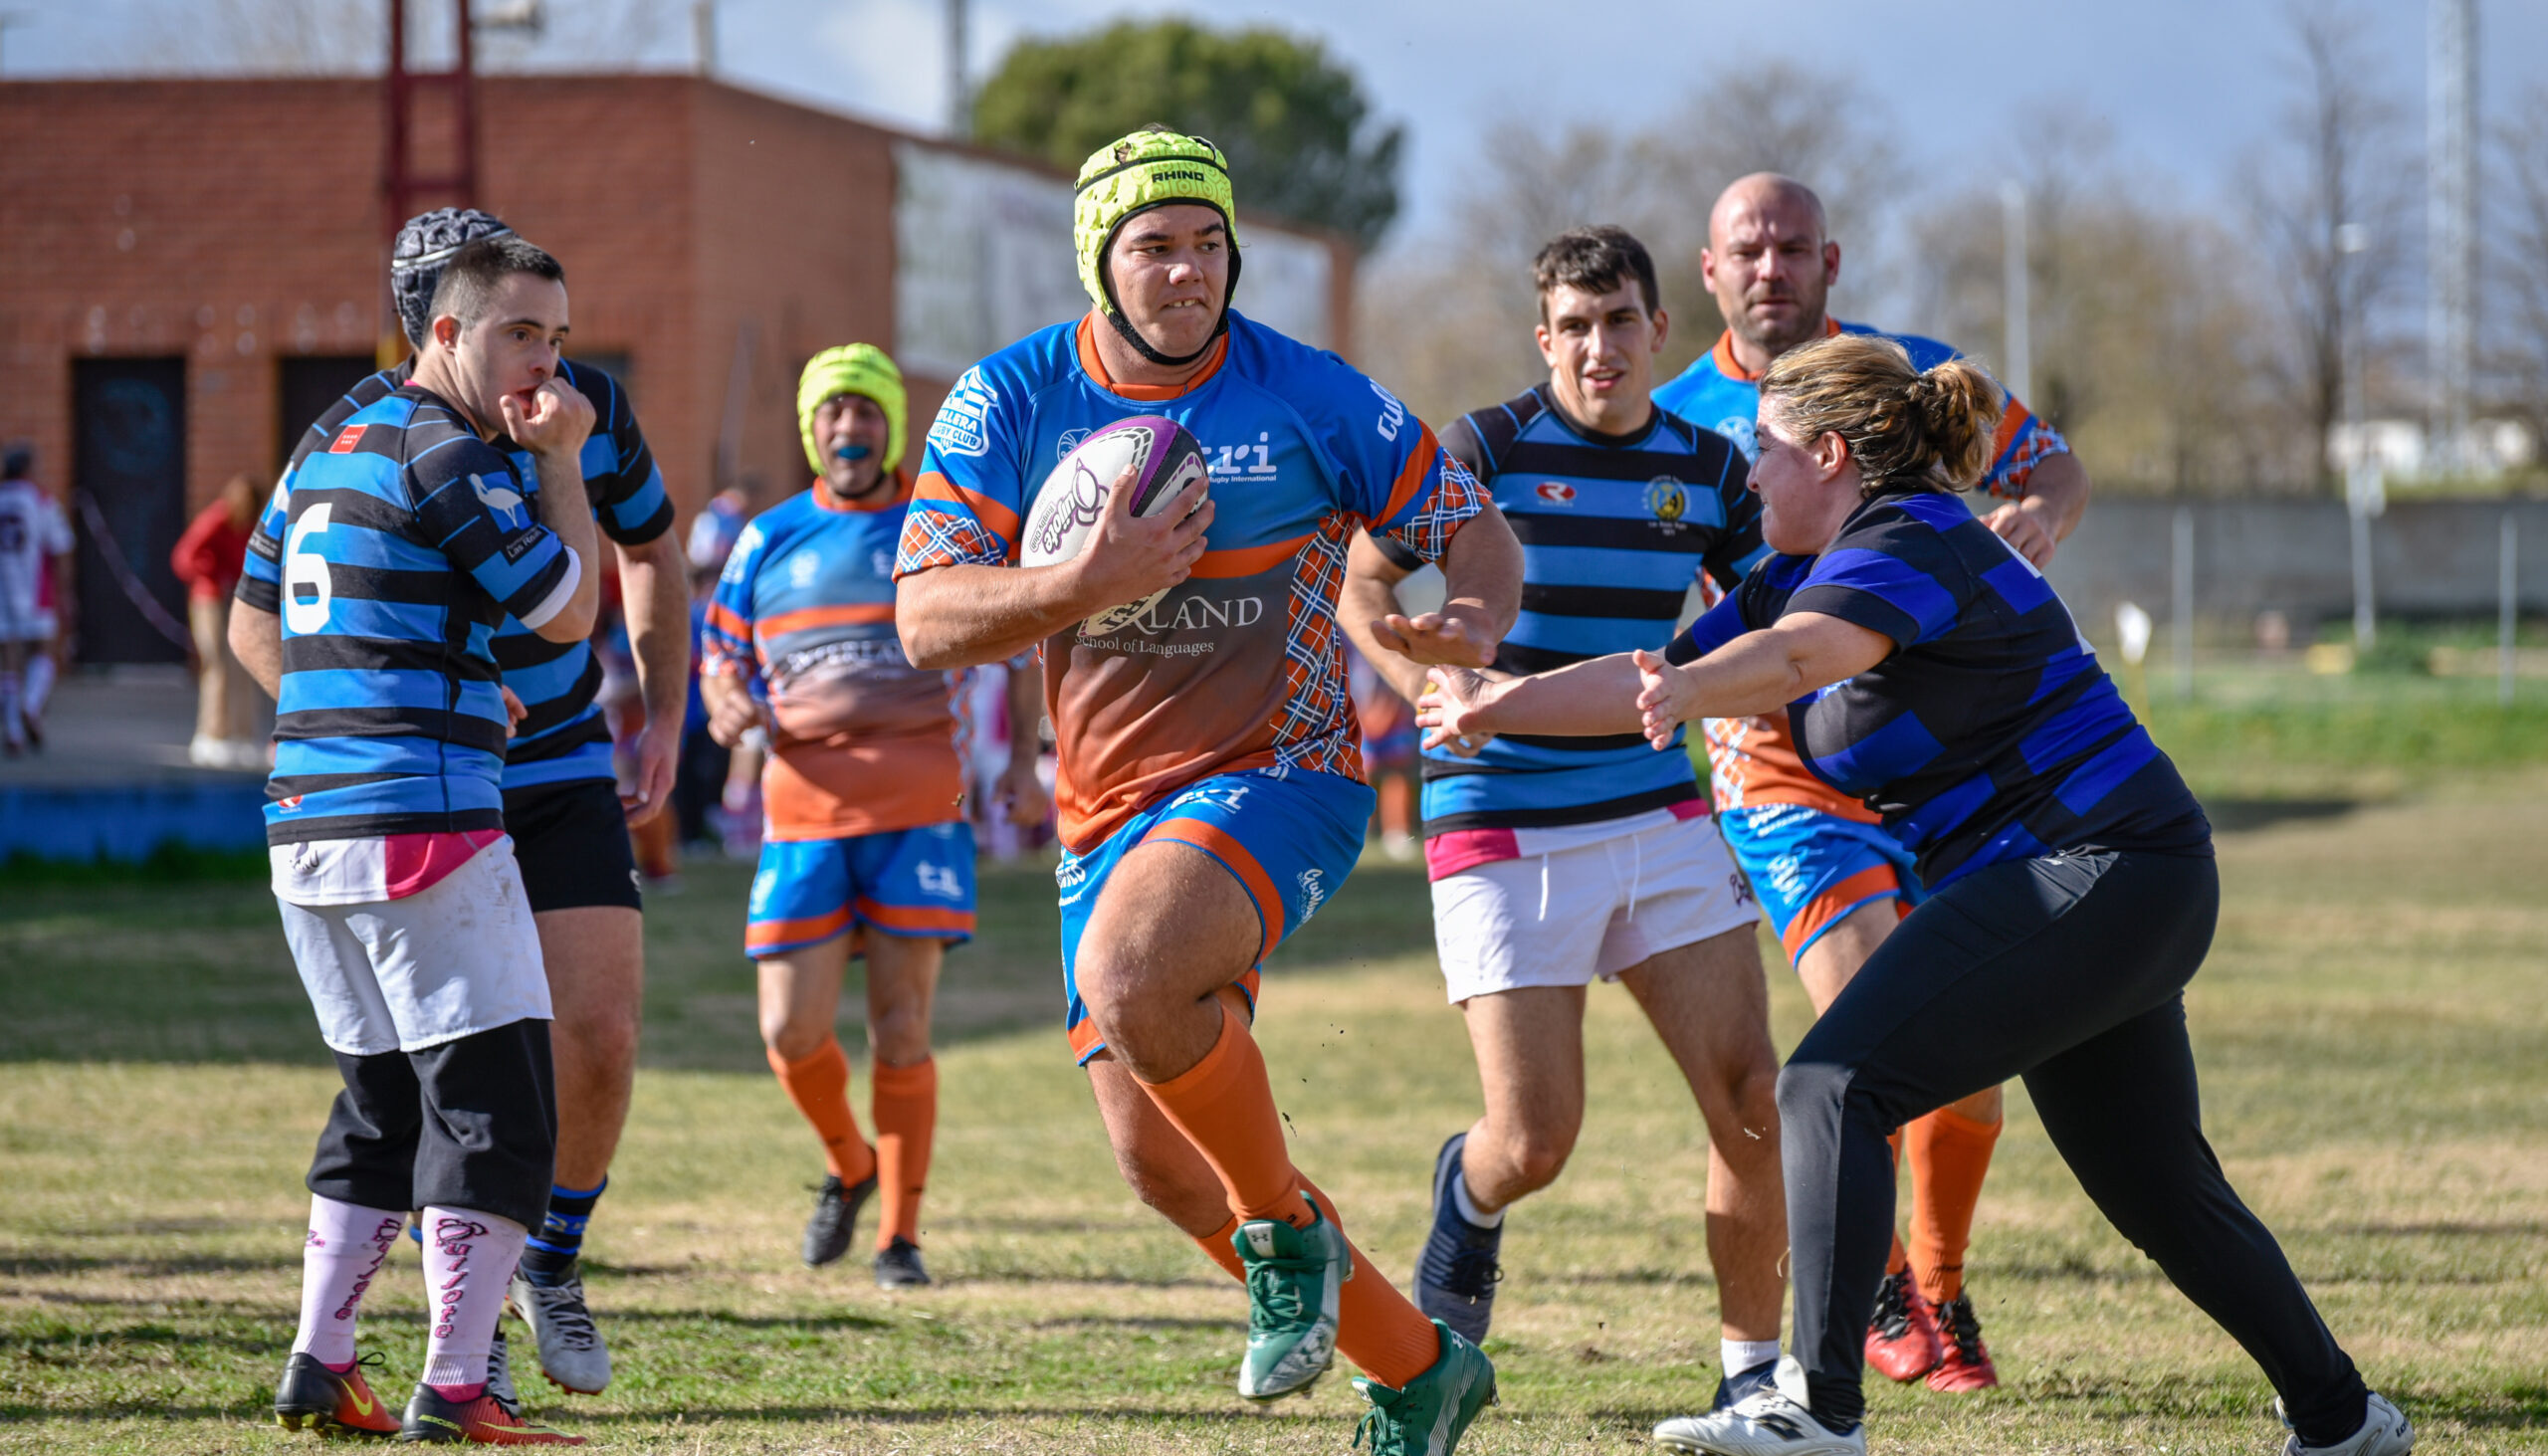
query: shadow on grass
566 1404 1314 1426
0 1253 295 1277
2202 797 2362 833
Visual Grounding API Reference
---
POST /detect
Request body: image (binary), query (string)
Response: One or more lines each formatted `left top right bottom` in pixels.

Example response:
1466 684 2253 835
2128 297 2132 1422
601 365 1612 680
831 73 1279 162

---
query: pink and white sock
291 1196 407 1367
419 1207 528 1397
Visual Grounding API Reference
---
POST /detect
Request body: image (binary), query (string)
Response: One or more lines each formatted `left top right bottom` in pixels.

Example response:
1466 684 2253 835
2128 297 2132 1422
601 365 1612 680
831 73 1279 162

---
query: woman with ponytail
1420 334 2410 1456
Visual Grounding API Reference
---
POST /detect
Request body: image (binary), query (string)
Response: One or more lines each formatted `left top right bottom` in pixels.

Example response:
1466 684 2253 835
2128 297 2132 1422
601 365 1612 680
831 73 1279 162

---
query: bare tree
2246 2 2412 492
2490 84 2548 468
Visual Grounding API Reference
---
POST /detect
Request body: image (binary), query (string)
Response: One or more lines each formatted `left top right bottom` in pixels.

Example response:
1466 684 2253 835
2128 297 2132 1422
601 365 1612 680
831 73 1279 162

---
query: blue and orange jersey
1380 385 1764 841
896 311 1489 853
703 477 967 841
241 356 674 791
1653 318 2070 821
264 385 578 845
1669 490 2207 888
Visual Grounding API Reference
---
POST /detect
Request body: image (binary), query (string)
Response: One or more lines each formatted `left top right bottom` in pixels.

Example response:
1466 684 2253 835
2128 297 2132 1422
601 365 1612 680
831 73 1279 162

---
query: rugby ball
1021 414 1209 637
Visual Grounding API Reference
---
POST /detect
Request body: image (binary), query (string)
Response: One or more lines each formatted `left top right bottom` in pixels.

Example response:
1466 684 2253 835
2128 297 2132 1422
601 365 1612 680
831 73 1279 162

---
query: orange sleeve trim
1783 864 1908 960
1189 533 1311 579
705 601 751 639
746 908 855 953
1142 819 1285 964
1375 423 1440 529
1990 399 2033 462
914 469 1021 548
755 602 896 638
852 897 975 936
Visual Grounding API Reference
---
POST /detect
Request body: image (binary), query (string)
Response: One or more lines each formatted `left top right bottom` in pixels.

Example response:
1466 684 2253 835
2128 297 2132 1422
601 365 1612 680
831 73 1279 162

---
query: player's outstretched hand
1373 606 1497 669
1069 462 1211 611
1419 666 1499 754
1982 500 2057 567
502 376 597 463
1632 649 1698 750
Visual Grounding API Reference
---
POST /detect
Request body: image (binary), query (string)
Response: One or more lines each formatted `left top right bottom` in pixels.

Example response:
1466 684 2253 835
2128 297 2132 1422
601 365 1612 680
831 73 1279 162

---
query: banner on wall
893 142 1335 381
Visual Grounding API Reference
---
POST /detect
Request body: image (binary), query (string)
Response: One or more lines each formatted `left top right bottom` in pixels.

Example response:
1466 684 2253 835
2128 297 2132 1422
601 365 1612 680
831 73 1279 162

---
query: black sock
1803 1371 1864 1434
518 1178 605 1287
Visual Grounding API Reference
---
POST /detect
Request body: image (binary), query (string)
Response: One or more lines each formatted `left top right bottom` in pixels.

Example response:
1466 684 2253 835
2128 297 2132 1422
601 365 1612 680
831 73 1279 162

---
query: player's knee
1776 1054 1851 1130
1110 1143 1225 1236
1498 1123 1577 1194
867 1001 933 1066
760 1008 829 1063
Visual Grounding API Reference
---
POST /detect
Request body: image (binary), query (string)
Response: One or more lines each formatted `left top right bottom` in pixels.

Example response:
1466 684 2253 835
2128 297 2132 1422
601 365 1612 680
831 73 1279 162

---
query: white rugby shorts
1430 814 1759 1003
277 839 551 1055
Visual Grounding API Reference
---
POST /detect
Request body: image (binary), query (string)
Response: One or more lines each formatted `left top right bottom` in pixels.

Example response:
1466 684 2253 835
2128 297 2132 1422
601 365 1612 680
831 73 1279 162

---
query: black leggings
1779 849 2369 1444
306 1019 558 1231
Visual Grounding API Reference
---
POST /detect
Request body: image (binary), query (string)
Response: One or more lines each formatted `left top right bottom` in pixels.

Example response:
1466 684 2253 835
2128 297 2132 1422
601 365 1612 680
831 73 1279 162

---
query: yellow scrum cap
1073 126 1241 317
796 343 907 478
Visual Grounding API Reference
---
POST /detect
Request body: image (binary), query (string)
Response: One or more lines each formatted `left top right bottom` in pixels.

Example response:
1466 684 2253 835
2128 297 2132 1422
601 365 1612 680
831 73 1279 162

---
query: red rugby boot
398 1383 584 1444
1925 1292 2000 1392
273 1350 400 1438
1864 1268 1944 1381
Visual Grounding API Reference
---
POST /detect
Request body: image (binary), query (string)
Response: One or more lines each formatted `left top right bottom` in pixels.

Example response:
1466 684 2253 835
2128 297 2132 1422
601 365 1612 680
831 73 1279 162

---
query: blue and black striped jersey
264 384 579 846
1382 387 1765 835
1672 488 2210 888
242 356 673 791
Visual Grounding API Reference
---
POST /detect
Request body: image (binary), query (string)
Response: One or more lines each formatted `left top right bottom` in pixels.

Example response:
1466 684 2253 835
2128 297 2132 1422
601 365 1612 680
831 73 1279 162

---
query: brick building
0 74 1355 663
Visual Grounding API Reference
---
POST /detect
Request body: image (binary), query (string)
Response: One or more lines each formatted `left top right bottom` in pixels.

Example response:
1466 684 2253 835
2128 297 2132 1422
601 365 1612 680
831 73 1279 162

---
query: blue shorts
1059 767 1374 1064
745 821 977 958
1716 803 1923 964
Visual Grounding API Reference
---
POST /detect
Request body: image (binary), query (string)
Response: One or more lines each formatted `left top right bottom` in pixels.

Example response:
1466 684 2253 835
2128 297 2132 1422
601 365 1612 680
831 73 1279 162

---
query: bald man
1650 173 2092 1398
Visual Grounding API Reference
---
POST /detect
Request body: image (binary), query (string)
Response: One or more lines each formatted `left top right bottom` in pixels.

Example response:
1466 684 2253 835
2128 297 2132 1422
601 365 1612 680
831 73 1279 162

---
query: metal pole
946 0 970 138
2351 507 2376 650
2000 181 2031 405
694 0 716 76
2428 0 2476 477
2172 505 2194 702
2503 512 2520 707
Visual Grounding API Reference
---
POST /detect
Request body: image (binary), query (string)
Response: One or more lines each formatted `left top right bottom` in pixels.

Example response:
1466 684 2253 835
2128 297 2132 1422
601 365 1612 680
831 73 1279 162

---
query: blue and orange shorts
1058 767 1374 1065
745 820 977 959
1716 802 1924 965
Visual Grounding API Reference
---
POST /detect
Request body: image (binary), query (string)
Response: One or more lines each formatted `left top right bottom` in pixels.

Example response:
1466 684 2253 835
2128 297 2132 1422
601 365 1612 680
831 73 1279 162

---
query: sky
10 0 2548 256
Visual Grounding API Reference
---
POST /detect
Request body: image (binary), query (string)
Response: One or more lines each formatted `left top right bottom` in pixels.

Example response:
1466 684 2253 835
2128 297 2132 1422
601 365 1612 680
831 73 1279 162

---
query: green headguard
1073 126 1241 367
796 343 908 479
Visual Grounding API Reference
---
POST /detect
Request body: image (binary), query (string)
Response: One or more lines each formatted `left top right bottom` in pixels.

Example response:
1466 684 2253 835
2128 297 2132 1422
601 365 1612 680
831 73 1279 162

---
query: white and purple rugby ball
1020 413 1209 637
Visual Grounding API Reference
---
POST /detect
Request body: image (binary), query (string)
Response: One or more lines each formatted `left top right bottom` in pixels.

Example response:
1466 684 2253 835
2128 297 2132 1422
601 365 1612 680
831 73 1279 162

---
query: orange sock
766 1039 877 1185
1886 1129 1910 1275
1194 1184 1443 1390
1136 1009 1313 1228
871 1057 938 1250
1906 1106 2002 1304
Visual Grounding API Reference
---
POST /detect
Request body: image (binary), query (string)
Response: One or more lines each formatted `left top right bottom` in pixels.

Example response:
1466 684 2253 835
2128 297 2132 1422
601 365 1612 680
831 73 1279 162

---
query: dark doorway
72 357 189 665
278 354 384 470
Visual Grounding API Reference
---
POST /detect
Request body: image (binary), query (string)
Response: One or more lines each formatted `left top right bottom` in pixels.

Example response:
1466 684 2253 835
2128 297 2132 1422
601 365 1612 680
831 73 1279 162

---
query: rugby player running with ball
235 209 685 1399
895 127 1524 1453
1340 227 1790 1410
1652 173 2091 1390
1422 333 2412 1456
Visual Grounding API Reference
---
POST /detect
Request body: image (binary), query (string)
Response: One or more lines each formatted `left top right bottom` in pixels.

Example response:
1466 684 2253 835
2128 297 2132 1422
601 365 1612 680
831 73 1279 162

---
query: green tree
971 19 1403 252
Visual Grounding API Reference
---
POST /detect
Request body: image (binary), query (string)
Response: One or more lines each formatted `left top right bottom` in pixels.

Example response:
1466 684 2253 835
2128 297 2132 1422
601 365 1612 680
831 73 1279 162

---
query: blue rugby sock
518 1178 606 1287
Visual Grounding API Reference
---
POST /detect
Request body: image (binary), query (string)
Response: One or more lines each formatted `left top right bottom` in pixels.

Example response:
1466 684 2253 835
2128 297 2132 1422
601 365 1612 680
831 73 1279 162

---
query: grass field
5 759 2547 1452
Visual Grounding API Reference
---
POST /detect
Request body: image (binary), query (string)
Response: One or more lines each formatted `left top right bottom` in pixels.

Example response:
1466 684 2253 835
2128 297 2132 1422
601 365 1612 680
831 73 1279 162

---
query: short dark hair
1533 225 1659 318
1 442 31 481
426 236 566 337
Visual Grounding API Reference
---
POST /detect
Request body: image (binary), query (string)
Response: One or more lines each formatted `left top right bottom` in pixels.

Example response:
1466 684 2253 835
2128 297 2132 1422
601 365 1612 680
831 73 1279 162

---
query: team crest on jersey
1534 482 1577 506
1055 428 1091 463
470 473 531 530
277 794 305 812
928 368 997 458
1645 476 1688 523
788 550 820 589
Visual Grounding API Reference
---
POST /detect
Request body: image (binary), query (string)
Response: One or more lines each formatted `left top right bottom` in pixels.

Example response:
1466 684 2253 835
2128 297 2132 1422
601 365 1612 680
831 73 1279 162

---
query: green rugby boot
1352 1322 1497 1456
1232 1191 1350 1400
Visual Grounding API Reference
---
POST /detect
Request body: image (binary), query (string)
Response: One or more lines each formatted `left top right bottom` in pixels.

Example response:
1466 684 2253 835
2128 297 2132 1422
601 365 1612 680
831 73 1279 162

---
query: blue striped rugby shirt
1671 488 2210 888
1379 385 1766 835
242 356 674 792
263 385 578 845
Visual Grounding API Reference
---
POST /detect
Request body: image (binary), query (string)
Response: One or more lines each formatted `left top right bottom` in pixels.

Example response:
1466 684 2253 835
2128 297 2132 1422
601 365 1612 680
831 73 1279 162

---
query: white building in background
2328 418 2538 480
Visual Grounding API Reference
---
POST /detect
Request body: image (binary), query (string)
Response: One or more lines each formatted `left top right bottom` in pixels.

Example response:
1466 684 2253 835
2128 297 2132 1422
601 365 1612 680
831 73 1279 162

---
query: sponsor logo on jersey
277 794 306 812
928 368 997 458
1117 593 1264 635
499 527 544 563
1646 475 1689 523
788 549 820 589
1207 434 1278 480
1371 379 1406 442
328 425 367 454
1535 481 1577 506
1167 779 1251 816
916 861 964 900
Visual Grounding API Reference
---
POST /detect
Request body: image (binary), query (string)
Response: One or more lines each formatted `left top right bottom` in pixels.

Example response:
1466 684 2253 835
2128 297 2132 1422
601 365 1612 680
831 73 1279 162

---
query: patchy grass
3 779 2546 1452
